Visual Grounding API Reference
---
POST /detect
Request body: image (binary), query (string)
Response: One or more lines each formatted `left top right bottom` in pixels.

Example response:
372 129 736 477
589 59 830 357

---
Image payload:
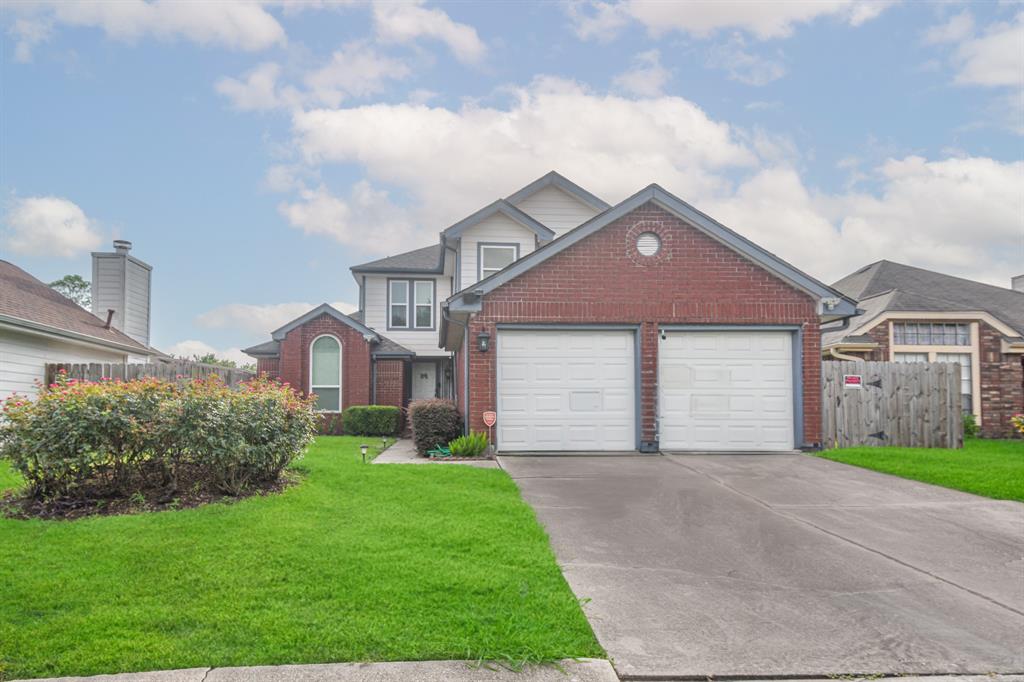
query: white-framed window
388 279 434 330
414 280 434 329
389 280 409 328
937 352 973 413
310 335 341 412
479 244 518 280
893 322 970 346
894 352 928 363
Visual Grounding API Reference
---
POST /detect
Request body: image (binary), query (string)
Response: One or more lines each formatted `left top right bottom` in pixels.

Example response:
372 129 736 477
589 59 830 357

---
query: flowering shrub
1012 414 1024 436
409 399 463 455
0 372 317 501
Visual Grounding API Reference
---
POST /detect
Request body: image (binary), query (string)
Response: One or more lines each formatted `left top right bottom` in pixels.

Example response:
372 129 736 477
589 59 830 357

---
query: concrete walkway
500 453 1024 679
13 659 617 682
373 438 499 468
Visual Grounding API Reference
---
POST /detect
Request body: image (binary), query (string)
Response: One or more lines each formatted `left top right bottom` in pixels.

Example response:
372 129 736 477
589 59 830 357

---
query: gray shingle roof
242 340 280 356
350 244 443 273
0 260 151 352
828 260 1024 342
372 335 414 357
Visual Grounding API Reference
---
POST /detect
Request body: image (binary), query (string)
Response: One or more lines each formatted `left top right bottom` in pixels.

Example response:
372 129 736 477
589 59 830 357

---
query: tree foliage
49 274 91 308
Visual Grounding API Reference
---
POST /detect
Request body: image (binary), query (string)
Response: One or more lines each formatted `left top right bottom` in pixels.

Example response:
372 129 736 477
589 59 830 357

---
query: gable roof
351 244 444 274
442 199 555 241
0 260 153 354
271 303 379 342
830 260 1024 338
505 170 611 212
242 339 280 357
446 184 857 321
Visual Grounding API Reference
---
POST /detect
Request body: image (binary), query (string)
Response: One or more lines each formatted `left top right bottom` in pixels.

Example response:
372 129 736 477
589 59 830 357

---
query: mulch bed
1 468 302 521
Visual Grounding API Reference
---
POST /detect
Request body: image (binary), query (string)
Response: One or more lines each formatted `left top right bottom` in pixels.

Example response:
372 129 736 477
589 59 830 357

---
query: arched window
310 335 341 412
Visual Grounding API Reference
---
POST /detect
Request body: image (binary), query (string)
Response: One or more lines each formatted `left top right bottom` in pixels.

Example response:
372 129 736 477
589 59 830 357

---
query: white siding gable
511 185 601 237
362 274 451 357
458 213 537 291
0 328 126 399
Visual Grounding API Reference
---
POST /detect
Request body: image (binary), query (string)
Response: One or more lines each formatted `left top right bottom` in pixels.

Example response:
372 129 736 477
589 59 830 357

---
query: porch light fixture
360 443 368 463
476 330 491 352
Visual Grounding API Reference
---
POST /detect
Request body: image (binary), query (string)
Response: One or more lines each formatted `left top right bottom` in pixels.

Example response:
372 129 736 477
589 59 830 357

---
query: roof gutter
0 314 152 356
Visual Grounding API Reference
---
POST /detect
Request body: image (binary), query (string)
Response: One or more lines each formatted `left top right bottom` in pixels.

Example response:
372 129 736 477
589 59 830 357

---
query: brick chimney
91 240 152 347
1013 274 1024 293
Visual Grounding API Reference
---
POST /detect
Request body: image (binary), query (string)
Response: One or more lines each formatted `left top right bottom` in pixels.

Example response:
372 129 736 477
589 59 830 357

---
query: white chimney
91 240 152 347
1013 274 1024 293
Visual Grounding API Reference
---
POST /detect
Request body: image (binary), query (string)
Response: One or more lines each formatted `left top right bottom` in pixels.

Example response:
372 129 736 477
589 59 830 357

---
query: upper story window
389 279 435 330
479 243 519 280
310 335 341 412
893 322 970 346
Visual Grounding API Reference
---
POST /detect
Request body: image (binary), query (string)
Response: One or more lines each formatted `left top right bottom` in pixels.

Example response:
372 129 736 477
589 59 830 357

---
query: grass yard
819 437 1024 501
0 437 601 680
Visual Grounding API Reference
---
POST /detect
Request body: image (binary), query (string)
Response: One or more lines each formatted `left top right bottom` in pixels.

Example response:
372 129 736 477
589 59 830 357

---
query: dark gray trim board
656 325 805 450
448 184 857 322
477 242 521 283
271 303 378 342
504 170 612 212
493 324 643 452
443 199 555 241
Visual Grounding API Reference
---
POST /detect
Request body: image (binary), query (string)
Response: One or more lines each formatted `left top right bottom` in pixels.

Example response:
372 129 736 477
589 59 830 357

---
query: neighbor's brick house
248 173 858 452
824 260 1024 438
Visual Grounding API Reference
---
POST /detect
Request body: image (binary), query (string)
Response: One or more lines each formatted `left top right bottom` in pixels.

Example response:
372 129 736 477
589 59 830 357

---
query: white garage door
497 329 636 451
659 330 794 451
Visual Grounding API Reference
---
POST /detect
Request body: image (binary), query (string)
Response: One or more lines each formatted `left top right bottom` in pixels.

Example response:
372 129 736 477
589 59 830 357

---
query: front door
411 361 437 400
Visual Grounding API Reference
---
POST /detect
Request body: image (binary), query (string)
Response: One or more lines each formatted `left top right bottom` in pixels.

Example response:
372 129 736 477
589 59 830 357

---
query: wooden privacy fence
822 360 963 448
46 360 255 389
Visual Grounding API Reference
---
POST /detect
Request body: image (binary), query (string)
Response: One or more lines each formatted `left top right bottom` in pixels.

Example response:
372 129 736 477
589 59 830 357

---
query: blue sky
2 1 1022 363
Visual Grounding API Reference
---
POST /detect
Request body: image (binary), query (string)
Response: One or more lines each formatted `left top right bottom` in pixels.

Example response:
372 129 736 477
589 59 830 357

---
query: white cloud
705 156 1024 286
196 301 357 336
922 10 974 45
951 12 1024 87
568 0 893 41
8 0 286 58
215 62 289 112
303 42 411 107
291 76 756 232
706 35 786 86
3 196 103 258
9 17 52 62
372 0 485 64
612 49 670 96
165 340 253 368
216 43 410 111
278 181 420 254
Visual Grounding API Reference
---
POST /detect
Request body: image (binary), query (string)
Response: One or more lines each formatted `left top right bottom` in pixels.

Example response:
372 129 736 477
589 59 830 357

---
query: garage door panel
660 331 794 452
497 329 636 452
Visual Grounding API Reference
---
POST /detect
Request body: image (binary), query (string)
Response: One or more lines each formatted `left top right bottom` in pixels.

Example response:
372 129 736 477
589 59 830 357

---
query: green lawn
0 437 601 680
818 438 1024 501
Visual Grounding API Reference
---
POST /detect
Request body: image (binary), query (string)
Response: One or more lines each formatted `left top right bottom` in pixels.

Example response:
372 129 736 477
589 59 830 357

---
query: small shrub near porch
341 405 402 436
409 399 463 454
0 373 317 518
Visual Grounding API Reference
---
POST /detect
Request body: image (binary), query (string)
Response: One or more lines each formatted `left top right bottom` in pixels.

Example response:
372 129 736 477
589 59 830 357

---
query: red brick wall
979 322 1024 438
862 322 890 361
276 313 372 409
374 359 406 408
465 202 822 447
256 356 279 377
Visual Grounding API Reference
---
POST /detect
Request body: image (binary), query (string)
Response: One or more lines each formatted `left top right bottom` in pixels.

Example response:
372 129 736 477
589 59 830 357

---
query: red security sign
482 411 497 427
844 374 863 389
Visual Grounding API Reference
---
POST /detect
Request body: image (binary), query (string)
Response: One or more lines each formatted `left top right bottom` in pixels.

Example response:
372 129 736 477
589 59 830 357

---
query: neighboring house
248 171 856 452
0 240 160 398
823 260 1024 438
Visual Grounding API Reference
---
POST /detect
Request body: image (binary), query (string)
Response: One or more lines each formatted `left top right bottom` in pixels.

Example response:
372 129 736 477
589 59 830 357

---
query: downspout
828 347 864 362
442 302 471 436
821 308 865 362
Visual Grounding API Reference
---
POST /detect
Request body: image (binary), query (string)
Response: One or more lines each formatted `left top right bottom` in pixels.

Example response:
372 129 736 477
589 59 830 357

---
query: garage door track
500 454 1024 679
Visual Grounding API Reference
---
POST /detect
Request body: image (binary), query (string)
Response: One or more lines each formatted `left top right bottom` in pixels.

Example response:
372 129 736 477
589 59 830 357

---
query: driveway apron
499 454 1024 679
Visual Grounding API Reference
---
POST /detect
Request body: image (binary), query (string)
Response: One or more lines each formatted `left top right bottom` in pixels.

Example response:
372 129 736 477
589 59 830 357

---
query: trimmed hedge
0 373 317 500
409 399 463 455
342 405 402 436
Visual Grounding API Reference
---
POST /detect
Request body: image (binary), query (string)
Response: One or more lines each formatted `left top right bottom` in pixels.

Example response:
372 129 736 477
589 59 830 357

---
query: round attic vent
636 231 661 256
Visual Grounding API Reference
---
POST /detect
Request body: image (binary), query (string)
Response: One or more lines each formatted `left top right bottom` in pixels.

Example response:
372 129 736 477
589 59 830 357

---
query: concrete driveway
499 454 1024 679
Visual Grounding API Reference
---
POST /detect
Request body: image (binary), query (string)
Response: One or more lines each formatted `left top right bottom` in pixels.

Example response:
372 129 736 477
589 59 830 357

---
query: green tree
189 353 255 372
49 274 91 308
